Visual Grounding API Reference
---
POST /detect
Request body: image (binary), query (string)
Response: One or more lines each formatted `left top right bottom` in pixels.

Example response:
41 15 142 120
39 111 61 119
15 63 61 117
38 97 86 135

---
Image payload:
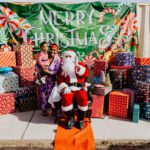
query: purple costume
36 55 61 111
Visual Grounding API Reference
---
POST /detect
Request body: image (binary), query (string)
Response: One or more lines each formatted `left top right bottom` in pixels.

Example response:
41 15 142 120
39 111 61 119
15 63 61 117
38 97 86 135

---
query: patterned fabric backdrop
0 2 138 67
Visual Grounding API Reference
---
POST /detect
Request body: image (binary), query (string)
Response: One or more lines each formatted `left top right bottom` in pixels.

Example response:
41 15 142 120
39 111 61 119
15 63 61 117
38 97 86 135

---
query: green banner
0 2 138 66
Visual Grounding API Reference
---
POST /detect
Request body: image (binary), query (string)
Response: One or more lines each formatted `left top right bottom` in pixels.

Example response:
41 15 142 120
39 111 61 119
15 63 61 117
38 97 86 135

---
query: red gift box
109 91 129 119
111 66 132 70
135 58 150 65
91 95 104 118
0 52 16 67
93 60 108 76
0 93 15 115
13 66 35 87
14 45 33 67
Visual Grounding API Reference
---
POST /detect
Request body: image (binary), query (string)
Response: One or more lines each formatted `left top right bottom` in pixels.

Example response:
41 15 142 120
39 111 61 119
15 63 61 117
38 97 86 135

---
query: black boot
77 109 86 129
65 110 74 130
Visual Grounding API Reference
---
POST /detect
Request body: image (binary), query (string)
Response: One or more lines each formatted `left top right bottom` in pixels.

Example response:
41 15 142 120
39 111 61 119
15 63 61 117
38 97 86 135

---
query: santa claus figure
57 50 89 129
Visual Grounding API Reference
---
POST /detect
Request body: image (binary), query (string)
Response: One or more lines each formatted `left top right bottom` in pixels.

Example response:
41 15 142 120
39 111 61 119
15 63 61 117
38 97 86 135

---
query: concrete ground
0 110 150 149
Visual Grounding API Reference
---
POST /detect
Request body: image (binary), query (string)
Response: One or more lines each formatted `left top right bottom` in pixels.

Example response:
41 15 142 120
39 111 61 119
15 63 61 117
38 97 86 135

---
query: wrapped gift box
14 86 36 103
109 69 127 90
0 72 19 93
111 66 132 70
114 52 135 66
122 88 135 117
133 104 140 123
0 52 16 67
13 66 35 87
135 58 150 65
135 80 150 103
140 102 150 119
109 91 129 119
93 60 108 77
92 86 112 96
0 93 15 114
127 65 150 88
18 96 37 112
91 95 104 118
13 45 33 67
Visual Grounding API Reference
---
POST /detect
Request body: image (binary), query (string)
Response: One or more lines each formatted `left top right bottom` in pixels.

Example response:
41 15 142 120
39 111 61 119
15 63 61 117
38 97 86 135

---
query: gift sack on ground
114 52 135 66
93 60 108 76
13 45 33 67
135 58 150 65
0 52 16 67
0 72 19 93
0 93 15 114
13 66 35 87
109 91 129 119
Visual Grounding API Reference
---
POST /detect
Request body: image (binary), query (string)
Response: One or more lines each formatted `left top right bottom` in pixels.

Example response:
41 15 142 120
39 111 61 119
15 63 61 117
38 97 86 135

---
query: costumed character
57 50 89 129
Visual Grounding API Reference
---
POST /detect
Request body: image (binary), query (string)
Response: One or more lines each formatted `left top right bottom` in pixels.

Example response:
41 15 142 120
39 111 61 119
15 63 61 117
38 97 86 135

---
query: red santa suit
57 62 89 112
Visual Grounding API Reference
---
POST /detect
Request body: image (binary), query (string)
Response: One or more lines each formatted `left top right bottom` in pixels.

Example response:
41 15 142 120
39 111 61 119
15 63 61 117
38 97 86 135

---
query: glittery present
18 96 37 112
93 60 108 77
114 52 135 66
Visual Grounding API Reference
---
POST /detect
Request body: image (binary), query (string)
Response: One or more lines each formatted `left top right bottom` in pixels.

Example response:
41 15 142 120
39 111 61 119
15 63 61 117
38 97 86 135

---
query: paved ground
0 110 150 149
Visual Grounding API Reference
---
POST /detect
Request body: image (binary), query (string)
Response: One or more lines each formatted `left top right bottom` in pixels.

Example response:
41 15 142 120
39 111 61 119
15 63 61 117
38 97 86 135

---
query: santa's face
62 54 75 75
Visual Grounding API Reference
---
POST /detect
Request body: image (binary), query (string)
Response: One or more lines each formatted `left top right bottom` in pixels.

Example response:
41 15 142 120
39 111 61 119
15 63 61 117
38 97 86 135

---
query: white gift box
0 72 19 93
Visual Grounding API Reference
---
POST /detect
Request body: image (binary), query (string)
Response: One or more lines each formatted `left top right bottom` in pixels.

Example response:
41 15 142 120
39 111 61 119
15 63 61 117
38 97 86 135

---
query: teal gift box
133 104 140 123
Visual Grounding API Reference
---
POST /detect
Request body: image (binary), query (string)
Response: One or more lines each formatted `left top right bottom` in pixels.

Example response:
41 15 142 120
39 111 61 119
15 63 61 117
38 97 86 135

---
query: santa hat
63 50 76 58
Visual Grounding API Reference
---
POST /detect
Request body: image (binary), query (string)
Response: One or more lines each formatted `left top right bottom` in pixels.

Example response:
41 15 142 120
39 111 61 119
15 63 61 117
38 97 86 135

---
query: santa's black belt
68 83 84 87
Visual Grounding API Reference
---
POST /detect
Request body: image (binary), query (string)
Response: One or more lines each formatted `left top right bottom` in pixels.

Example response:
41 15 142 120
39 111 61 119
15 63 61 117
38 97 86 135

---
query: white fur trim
69 72 77 83
69 86 81 91
63 50 76 58
58 83 68 92
78 105 88 111
62 104 73 111
76 65 86 76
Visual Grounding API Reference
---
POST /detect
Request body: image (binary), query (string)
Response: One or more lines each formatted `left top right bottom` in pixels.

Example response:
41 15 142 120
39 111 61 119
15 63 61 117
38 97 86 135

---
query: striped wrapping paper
114 52 135 66
0 52 16 67
135 58 150 65
13 45 33 67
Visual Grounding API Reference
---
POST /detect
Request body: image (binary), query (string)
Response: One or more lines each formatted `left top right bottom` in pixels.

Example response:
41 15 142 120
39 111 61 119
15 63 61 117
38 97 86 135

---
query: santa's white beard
62 58 75 76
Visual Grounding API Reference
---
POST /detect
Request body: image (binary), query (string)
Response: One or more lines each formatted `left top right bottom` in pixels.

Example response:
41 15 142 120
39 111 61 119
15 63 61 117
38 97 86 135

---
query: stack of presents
91 52 150 122
0 45 39 114
0 46 150 123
